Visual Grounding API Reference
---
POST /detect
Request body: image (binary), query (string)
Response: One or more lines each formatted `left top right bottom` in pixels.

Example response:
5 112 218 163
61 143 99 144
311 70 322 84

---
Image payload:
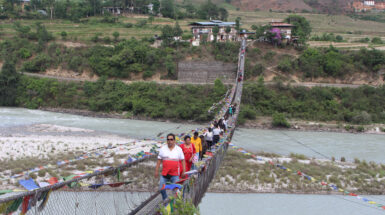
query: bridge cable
331 195 385 212
279 131 331 160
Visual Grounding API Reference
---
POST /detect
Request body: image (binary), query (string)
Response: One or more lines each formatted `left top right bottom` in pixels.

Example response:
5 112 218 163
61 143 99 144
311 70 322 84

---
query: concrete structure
178 61 237 83
190 20 238 46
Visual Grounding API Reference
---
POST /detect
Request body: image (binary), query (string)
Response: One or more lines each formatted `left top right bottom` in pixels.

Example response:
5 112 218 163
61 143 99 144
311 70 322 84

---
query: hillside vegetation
239 79 385 125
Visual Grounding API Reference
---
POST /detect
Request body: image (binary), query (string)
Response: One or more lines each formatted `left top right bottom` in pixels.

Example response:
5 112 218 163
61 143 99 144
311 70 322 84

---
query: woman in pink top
180 135 196 174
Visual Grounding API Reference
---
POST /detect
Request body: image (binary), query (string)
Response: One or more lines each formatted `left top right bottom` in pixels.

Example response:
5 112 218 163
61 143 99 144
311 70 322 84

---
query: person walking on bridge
180 135 196 174
232 104 237 115
155 133 186 200
191 131 202 160
213 124 221 146
204 128 213 150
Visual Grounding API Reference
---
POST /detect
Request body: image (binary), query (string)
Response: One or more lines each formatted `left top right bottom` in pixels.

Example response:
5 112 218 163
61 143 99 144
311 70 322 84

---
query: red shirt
180 144 196 163
158 145 185 176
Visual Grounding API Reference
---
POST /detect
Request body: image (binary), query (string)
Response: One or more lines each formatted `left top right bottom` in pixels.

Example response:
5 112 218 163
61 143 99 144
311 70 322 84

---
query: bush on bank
15 76 228 122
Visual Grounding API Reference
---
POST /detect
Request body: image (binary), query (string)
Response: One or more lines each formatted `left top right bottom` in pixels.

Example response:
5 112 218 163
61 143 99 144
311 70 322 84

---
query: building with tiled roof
189 20 239 46
352 0 385 12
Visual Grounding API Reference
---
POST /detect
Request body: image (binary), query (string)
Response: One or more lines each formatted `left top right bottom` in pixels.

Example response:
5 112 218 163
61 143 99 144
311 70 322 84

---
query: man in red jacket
155 133 186 200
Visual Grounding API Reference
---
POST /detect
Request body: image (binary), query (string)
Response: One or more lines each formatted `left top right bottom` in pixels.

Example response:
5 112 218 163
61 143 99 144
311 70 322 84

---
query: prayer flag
19 179 39 191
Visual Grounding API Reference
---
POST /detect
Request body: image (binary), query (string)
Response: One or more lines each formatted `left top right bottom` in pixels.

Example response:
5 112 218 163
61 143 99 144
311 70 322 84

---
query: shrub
182 33 193 40
135 20 147 28
22 54 51 73
272 113 290 128
354 158 360 164
341 157 346 162
263 51 276 62
17 48 32 59
344 125 353 131
112 31 120 42
356 126 365 132
278 58 292 73
357 37 370 43
352 111 372 124
142 70 154 79
124 23 133 28
371 37 383 44
61 31 67 40
103 36 111 44
91 33 102 43
101 15 118 23
68 56 83 72
240 105 257 120
289 153 307 160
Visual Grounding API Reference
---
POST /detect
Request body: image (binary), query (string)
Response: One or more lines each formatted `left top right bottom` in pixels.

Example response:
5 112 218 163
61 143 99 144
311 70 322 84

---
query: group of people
154 95 240 199
154 119 229 199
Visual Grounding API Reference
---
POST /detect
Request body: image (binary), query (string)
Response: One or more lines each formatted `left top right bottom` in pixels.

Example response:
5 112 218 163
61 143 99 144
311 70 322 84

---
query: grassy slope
1 8 385 43
227 9 385 41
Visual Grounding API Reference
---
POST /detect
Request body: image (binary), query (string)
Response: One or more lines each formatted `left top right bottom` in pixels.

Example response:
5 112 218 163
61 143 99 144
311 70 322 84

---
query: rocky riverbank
208 150 385 195
243 116 385 135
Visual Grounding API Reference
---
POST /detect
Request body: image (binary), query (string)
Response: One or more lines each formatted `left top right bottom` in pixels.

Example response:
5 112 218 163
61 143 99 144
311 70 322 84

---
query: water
2 108 384 163
0 107 203 139
2 107 385 214
200 193 385 215
232 128 385 163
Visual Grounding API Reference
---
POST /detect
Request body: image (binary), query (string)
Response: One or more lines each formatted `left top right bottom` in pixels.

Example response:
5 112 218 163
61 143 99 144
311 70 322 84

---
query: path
23 72 372 88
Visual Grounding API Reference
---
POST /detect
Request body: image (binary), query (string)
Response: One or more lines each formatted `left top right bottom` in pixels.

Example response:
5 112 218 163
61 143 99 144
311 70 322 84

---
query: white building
364 0 375 6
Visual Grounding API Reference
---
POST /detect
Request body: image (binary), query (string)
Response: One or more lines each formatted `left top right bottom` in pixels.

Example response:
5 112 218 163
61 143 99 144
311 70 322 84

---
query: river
1 107 385 214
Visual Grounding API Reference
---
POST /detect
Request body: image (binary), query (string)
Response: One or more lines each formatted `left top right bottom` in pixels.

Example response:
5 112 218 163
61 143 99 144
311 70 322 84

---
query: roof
240 30 255 34
190 21 236 27
269 22 294 27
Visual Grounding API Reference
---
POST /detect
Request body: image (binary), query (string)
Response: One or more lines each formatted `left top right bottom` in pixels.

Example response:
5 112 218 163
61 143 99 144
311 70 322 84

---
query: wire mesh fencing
0 155 162 215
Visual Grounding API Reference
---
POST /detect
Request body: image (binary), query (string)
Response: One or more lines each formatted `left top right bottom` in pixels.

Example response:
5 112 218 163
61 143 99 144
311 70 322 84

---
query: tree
0 60 20 106
42 0 55 19
113 31 120 42
225 26 231 41
198 0 219 20
285 15 311 43
61 31 67 40
255 24 270 39
173 22 183 37
36 23 53 43
235 17 241 34
184 1 196 18
152 0 160 15
213 78 226 98
161 25 174 46
160 0 175 19
298 48 323 80
218 7 228 21
212 26 219 43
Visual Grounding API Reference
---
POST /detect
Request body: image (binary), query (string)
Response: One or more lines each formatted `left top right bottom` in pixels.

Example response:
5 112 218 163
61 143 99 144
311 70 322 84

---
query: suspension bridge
0 40 247 215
